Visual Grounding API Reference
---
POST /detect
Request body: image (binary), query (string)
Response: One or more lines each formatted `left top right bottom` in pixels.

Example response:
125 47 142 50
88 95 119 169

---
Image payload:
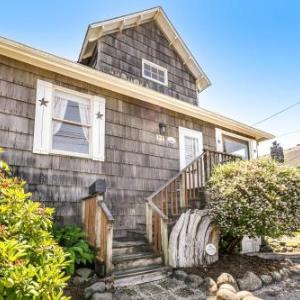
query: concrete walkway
113 277 207 300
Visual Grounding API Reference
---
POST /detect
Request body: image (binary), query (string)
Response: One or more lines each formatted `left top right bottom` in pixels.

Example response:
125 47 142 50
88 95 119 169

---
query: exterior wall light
159 122 167 135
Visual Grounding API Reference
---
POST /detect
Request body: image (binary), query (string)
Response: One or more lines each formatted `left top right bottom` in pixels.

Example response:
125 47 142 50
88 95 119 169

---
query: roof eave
0 36 274 142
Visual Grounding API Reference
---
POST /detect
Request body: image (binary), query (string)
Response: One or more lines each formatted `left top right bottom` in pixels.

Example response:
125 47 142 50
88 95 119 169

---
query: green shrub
53 225 94 275
208 158 300 252
0 152 70 299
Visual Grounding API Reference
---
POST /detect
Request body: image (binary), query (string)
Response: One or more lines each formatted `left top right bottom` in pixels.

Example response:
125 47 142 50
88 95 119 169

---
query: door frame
179 126 203 170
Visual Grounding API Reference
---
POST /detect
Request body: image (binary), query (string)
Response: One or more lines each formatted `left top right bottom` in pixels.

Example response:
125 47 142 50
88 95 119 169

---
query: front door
179 127 203 170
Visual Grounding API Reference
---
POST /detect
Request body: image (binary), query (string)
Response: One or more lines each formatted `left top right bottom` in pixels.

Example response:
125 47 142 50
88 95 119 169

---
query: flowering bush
0 152 71 299
208 158 300 252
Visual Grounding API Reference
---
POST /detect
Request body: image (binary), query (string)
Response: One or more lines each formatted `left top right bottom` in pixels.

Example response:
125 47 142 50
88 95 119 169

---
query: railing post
81 199 86 225
160 218 169 265
105 221 113 275
180 174 186 208
146 202 153 244
95 195 103 250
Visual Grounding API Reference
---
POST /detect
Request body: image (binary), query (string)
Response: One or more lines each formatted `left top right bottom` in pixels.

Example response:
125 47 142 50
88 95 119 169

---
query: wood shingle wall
0 55 216 237
86 21 198 105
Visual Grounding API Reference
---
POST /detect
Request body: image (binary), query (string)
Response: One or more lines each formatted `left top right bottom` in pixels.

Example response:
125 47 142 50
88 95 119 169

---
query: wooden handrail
147 199 168 220
145 149 241 260
99 200 114 222
146 149 240 202
82 193 114 275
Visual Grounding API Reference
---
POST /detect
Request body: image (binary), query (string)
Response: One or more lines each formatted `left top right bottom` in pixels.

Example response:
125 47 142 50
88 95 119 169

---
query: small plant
0 149 71 299
208 158 300 253
53 225 94 274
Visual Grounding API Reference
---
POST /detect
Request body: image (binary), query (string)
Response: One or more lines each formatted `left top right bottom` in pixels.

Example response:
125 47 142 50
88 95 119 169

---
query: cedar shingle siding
0 55 216 237
85 21 199 105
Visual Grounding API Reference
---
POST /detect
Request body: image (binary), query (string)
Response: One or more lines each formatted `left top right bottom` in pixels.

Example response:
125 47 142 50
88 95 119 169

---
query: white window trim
142 58 168 86
215 128 257 159
33 80 105 161
179 126 203 169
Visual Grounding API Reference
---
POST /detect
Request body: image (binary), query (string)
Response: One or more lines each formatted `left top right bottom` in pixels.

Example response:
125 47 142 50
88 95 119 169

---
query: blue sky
1 0 300 155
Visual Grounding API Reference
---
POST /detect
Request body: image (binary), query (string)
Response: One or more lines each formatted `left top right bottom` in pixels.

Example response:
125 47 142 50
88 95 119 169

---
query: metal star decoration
39 97 49 107
96 112 104 119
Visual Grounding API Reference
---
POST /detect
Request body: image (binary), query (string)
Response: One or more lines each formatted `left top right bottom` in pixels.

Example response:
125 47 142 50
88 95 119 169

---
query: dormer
79 7 210 106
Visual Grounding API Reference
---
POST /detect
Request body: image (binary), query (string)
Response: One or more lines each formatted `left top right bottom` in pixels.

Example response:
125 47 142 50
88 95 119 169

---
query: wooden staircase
112 236 172 287
145 149 240 264
82 149 240 285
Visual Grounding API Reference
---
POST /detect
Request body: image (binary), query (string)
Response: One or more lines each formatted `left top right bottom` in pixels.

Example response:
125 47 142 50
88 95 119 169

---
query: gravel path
254 275 300 300
114 277 207 300
113 274 300 300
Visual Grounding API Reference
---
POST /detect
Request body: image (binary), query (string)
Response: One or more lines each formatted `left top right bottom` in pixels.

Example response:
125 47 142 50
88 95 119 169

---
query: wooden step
112 239 150 256
113 252 162 272
126 229 146 240
136 222 146 231
113 265 172 287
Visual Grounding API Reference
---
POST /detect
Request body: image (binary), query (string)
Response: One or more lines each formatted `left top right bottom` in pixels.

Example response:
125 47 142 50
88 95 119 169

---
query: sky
1 0 299 156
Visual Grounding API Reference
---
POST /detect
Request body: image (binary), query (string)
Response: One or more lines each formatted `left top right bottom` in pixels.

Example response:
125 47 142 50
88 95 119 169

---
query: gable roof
78 6 211 92
0 36 274 142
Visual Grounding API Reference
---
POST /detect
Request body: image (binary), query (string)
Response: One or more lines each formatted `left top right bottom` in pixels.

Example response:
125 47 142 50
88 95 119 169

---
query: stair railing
82 193 114 275
145 149 240 262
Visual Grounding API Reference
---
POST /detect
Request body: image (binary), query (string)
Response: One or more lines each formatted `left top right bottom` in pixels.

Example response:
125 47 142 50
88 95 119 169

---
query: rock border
173 261 299 300
79 260 300 299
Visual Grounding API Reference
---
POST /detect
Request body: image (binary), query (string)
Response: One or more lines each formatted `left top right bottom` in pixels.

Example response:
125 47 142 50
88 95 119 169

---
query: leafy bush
208 158 300 252
0 153 70 299
53 225 94 275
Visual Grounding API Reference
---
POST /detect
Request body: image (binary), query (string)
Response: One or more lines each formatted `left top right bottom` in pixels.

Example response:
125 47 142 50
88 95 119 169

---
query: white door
179 127 203 169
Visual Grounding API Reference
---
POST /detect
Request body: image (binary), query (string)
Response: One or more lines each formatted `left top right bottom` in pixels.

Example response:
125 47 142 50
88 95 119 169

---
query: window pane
144 64 151 71
158 76 165 83
152 73 158 80
184 136 199 165
223 135 249 159
52 121 89 154
144 70 151 77
158 70 164 77
54 91 90 125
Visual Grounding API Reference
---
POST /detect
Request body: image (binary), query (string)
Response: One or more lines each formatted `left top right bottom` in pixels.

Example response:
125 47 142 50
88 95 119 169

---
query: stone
284 258 293 265
259 274 273 285
270 271 282 281
174 270 188 281
236 291 253 300
219 283 237 293
216 288 238 300
279 268 289 279
91 293 113 300
84 282 106 299
243 297 263 300
237 272 262 291
72 276 87 285
204 277 218 295
76 267 94 279
217 273 239 291
185 274 203 288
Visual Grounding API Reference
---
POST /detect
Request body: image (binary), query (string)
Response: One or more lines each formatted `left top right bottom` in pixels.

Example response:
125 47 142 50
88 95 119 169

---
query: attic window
142 59 168 86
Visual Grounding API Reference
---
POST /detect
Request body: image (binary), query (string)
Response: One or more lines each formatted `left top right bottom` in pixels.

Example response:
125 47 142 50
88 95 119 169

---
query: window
142 59 168 86
52 91 91 156
222 135 250 160
33 80 105 160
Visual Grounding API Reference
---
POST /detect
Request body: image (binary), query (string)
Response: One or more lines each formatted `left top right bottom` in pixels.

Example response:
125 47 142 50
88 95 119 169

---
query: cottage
0 7 273 283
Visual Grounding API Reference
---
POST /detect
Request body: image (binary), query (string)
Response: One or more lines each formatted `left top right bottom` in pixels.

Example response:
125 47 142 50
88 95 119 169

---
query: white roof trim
0 36 274 141
78 7 211 92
